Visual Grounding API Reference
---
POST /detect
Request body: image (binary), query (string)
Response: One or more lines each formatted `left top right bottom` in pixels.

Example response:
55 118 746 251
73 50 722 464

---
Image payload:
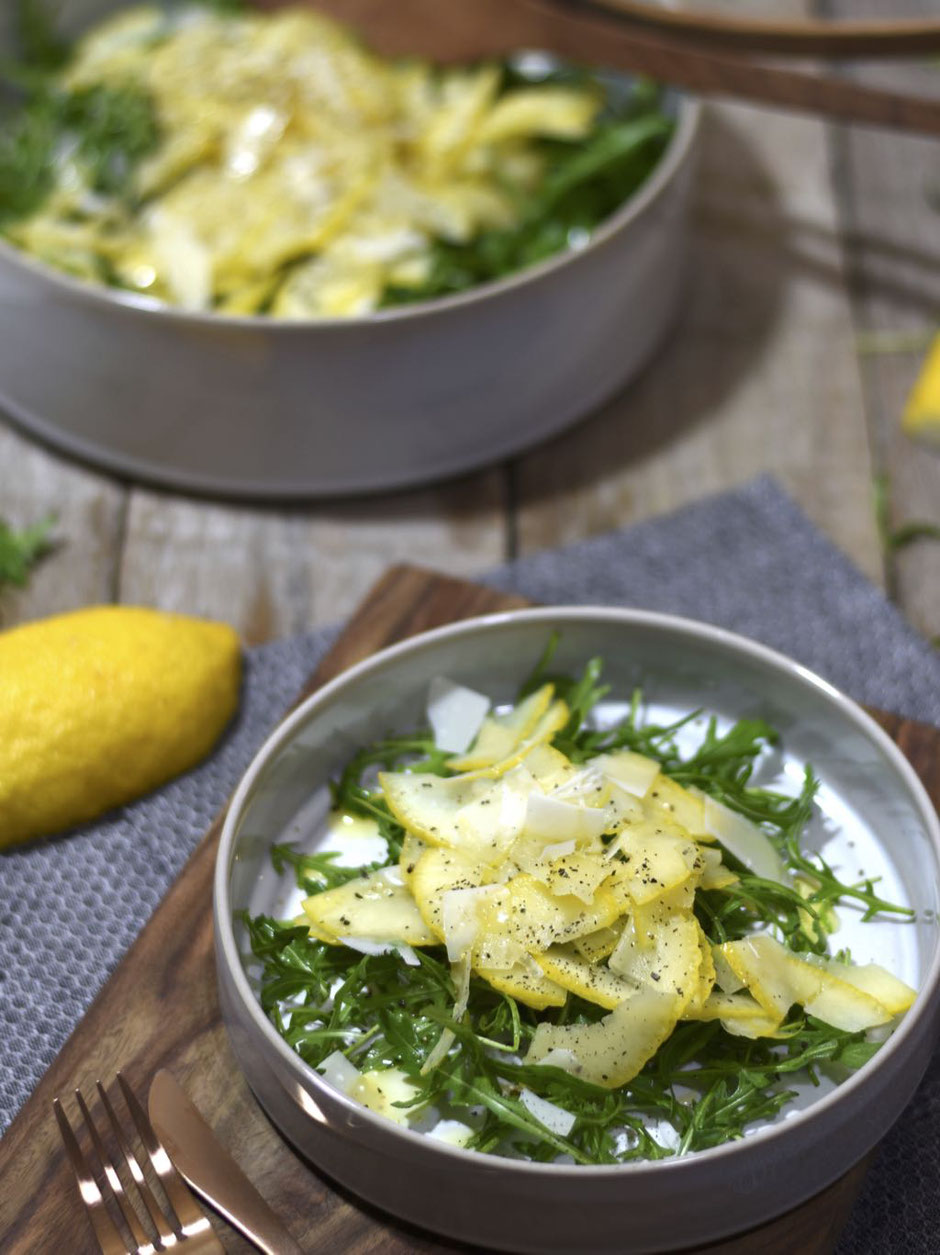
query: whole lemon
0 605 241 848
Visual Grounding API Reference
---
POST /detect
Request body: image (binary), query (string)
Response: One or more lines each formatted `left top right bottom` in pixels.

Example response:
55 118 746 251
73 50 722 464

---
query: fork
53 1072 226 1254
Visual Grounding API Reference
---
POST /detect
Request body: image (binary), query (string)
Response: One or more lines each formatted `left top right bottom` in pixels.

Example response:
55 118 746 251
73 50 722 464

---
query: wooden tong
558 0 940 59
286 0 940 137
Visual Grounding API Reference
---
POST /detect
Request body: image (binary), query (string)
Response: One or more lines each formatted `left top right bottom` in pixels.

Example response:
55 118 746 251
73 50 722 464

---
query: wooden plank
512 93 883 585
0 421 126 626
822 0 940 640
116 474 509 645
1 564 936 1255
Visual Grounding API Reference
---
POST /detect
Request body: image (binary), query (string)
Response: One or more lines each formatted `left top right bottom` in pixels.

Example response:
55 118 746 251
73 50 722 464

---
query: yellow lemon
903 333 940 448
0 605 241 847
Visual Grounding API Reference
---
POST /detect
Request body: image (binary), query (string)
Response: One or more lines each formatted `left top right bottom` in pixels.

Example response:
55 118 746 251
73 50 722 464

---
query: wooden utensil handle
553 0 940 60
293 0 940 138
518 2 940 137
595 30 940 136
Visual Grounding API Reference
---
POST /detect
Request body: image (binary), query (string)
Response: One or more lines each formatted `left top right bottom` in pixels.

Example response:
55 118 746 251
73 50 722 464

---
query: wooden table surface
1 0 938 647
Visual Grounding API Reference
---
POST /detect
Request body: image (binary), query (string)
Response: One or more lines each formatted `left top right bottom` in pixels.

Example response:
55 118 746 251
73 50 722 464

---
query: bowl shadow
506 104 843 509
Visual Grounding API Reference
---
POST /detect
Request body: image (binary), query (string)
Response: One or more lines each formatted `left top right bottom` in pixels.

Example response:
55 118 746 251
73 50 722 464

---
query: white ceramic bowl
0 1 699 498
214 608 940 1253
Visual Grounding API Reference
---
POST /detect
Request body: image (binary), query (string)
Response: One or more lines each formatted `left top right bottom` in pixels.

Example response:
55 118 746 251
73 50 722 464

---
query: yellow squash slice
302 868 438 946
410 845 487 940
533 945 639 1011
717 935 908 1032
527 989 683 1088
478 962 568 1010
446 684 555 771
608 907 704 1015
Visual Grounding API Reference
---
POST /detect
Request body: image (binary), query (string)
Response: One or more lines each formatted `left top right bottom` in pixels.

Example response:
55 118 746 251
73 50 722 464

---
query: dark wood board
1 565 937 1255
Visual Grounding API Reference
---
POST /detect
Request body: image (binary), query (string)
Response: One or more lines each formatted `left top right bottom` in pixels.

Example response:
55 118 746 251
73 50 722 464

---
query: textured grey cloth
1 476 937 1252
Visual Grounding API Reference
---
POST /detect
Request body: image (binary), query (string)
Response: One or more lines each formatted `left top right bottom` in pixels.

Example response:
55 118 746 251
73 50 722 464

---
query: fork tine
117 1073 216 1244
53 1098 129 1255
74 1089 160 1255
96 1082 177 1250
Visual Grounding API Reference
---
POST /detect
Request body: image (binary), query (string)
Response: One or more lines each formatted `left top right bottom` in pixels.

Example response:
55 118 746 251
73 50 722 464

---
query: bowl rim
0 75 700 331
214 604 940 1178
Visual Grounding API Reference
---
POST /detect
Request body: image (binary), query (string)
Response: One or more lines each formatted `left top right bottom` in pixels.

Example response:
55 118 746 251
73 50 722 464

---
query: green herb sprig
0 513 55 588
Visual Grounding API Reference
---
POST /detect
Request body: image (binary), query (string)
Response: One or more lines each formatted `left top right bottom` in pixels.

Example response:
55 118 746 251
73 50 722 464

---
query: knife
148 1069 305 1255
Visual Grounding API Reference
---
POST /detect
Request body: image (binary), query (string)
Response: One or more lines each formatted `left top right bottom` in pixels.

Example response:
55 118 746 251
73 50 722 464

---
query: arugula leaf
62 83 160 197
0 81 159 225
242 655 908 1165
382 82 674 307
0 97 57 224
0 513 55 587
270 845 383 897
14 0 70 72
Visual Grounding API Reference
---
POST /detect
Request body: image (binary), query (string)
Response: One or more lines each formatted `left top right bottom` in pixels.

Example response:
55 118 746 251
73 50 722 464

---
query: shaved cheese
608 908 703 1013
594 751 661 799
342 938 420 966
532 1047 579 1072
519 1088 577 1137
524 792 610 842
703 795 785 883
698 845 738 890
427 676 490 753
447 684 554 771
441 884 508 961
552 764 603 801
317 1050 360 1095
352 1068 422 1125
146 208 212 310
543 839 577 860
427 1119 475 1147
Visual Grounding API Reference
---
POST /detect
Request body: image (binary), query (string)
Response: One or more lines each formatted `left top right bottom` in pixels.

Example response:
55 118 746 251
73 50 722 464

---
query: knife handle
149 1070 305 1255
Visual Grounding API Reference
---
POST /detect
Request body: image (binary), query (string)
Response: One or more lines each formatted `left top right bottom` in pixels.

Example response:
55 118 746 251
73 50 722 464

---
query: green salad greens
241 646 915 1164
380 78 674 308
0 513 55 589
0 1 673 317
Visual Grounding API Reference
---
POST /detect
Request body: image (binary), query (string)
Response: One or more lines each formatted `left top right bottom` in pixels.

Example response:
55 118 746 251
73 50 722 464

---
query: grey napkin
1 476 937 1252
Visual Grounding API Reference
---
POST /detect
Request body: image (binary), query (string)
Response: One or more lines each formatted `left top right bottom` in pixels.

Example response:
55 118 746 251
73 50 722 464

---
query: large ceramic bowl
0 1 699 498
214 608 940 1253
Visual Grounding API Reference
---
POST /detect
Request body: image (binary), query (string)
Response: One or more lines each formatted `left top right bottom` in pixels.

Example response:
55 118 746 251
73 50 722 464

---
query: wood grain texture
0 565 936 1255
823 0 940 643
551 0 940 59
513 88 884 585
115 475 508 644
266 0 940 136
0 0 928 645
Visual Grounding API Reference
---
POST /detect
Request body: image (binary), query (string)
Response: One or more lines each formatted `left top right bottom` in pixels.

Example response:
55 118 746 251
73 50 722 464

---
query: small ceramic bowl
0 1 699 498
214 608 940 1253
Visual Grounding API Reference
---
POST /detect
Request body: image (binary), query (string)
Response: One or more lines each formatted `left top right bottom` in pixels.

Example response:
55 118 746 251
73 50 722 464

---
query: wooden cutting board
2 565 938 1255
